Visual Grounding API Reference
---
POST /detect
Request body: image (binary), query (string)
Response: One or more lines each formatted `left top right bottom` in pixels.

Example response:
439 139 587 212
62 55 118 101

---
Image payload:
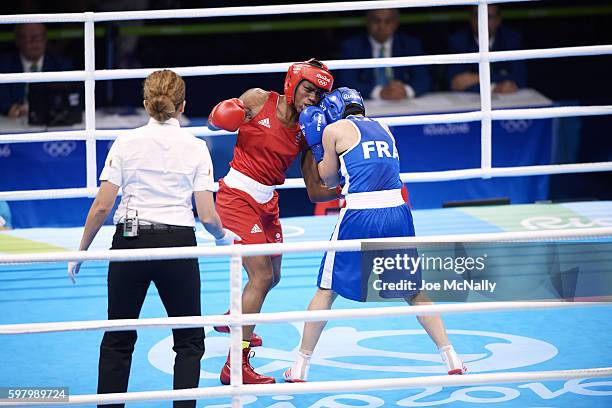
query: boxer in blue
284 87 466 382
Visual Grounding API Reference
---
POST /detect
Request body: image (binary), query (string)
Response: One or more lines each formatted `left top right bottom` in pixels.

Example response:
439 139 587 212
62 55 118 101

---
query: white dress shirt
368 36 415 100
100 117 214 227
20 55 44 72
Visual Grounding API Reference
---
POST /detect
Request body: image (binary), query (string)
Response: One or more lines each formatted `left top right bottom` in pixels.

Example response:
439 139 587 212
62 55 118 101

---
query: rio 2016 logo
149 325 557 378
521 216 612 230
146 324 612 406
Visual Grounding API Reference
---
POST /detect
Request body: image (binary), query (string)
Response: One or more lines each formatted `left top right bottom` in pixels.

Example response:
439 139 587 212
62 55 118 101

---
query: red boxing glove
208 98 246 132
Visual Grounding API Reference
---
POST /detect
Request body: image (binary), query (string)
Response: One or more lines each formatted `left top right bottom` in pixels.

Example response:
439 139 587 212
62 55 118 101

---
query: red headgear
284 58 333 106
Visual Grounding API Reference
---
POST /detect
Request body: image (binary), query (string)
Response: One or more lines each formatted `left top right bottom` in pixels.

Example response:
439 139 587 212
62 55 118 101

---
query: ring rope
0 188 99 201
1 302 609 336
2 45 612 85
2 162 612 201
2 104 612 144
2 104 612 145
1 227 610 264
0 0 532 25
1 368 611 406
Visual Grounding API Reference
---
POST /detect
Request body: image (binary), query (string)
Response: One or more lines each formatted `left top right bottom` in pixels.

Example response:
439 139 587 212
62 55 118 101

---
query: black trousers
97 226 204 408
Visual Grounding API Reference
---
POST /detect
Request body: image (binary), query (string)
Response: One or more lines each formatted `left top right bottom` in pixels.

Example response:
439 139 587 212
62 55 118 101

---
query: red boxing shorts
216 179 283 249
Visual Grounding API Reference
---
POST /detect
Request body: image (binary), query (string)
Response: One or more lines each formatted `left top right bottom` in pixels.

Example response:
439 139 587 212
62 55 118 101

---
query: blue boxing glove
299 105 327 163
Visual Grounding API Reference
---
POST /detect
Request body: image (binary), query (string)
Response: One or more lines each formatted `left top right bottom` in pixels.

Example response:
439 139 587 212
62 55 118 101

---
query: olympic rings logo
500 120 533 133
42 141 77 157
0 144 11 158
423 123 470 136
316 73 331 83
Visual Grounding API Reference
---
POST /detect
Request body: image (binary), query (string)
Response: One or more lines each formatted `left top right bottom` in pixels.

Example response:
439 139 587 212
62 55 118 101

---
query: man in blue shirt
448 5 526 93
0 23 73 117
336 9 430 100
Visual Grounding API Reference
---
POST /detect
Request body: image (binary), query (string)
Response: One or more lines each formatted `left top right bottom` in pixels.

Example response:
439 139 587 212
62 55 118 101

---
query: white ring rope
2 104 612 144
1 227 611 264
3 45 612 84
0 0 529 25
1 368 611 406
2 161 612 201
1 302 609 336
0 188 99 201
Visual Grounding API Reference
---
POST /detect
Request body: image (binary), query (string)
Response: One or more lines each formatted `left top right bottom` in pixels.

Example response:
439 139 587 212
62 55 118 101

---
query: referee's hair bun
147 95 175 122
143 69 186 122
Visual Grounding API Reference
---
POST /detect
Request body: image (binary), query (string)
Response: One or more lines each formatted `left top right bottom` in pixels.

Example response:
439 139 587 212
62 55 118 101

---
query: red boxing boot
213 311 263 347
220 347 276 385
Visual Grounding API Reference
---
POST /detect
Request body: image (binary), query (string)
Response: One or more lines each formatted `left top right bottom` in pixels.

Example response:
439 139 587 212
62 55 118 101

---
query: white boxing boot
439 344 467 375
283 350 311 382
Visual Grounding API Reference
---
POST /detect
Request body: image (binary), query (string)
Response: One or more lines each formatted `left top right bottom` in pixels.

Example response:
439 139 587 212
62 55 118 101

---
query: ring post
229 253 243 407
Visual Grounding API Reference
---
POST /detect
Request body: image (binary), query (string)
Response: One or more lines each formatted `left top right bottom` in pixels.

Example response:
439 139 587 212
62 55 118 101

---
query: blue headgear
319 87 365 123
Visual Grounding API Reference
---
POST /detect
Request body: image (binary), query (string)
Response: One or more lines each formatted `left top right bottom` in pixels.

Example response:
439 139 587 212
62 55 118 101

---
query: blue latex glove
215 228 242 246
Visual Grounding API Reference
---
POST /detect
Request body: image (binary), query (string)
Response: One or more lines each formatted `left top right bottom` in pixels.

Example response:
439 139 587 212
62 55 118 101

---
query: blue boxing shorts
317 203 420 302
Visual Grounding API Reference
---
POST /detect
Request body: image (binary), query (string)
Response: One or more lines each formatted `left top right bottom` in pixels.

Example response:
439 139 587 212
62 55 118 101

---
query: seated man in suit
336 9 430 100
448 5 526 93
0 23 73 118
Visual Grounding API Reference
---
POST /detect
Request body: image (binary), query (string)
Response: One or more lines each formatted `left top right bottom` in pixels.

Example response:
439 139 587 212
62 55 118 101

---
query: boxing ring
1 0 612 407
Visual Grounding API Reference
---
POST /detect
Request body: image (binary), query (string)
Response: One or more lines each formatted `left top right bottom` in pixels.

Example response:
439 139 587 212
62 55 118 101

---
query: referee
68 69 239 408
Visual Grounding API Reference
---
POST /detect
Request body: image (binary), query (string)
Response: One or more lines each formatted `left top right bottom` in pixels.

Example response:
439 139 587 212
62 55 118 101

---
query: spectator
336 9 430 100
97 0 149 68
0 23 73 118
448 5 527 93
0 201 12 230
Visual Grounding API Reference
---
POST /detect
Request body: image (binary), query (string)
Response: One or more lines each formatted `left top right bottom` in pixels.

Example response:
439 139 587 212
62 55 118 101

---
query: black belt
117 223 194 233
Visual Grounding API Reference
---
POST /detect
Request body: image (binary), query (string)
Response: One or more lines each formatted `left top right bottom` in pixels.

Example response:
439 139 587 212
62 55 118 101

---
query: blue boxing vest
317 115 418 302
339 115 403 196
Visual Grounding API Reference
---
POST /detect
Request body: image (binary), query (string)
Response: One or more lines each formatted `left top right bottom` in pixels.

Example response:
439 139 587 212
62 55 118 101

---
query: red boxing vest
230 92 306 186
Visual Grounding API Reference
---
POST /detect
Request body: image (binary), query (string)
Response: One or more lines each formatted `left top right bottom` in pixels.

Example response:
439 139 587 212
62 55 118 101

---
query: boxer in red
208 59 337 384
